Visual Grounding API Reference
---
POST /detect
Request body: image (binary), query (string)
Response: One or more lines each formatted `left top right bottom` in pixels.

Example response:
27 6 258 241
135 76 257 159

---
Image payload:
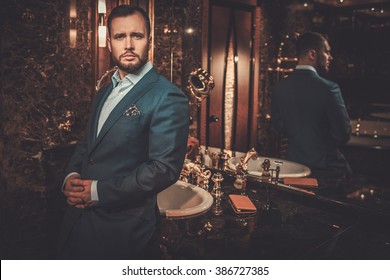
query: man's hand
63 176 93 209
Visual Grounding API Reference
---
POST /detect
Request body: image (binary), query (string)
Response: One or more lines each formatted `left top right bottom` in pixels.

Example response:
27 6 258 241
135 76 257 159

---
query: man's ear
107 37 112 52
148 36 152 50
308 49 316 60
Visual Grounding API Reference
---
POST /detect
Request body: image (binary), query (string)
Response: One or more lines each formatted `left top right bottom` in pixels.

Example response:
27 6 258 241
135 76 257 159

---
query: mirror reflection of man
271 32 352 187
59 5 189 259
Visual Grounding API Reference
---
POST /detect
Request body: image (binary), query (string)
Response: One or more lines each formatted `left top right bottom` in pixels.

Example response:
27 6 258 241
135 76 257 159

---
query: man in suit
271 32 352 182
59 5 189 259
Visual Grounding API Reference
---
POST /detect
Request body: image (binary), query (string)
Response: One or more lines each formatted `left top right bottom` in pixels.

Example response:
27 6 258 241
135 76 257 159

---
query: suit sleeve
65 105 97 177
65 139 87 176
325 83 352 146
64 85 109 177
96 89 189 208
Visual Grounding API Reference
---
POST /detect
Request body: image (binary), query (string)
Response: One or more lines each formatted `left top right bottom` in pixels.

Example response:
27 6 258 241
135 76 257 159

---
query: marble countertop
159 174 390 259
40 144 390 259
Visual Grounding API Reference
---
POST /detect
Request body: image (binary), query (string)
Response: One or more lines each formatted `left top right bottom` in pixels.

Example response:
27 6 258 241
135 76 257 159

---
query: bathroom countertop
159 174 390 260
38 144 389 260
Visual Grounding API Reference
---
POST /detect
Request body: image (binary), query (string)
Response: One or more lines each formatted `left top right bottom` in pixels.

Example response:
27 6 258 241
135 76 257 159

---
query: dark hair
107 5 151 38
296 32 328 58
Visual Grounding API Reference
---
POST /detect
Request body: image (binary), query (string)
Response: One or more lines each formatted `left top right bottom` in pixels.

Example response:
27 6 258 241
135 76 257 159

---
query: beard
113 47 149 74
316 55 330 76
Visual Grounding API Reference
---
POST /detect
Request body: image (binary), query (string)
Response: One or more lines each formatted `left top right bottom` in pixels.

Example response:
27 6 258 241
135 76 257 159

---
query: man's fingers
64 190 84 199
67 197 83 205
70 178 85 186
75 204 86 209
64 185 85 192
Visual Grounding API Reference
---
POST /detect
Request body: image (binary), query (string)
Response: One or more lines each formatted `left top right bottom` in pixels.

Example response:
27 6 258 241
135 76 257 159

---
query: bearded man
59 5 189 259
271 32 352 184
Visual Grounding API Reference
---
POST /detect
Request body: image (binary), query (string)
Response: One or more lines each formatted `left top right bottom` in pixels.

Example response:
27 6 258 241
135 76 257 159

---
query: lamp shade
98 25 106 47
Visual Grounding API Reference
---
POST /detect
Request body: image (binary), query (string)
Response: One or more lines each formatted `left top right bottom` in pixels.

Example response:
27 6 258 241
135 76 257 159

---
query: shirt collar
111 61 153 88
295 65 317 74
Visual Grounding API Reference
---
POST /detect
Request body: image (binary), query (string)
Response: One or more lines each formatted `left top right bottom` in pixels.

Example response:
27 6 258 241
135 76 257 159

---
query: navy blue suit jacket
271 69 351 171
59 67 189 259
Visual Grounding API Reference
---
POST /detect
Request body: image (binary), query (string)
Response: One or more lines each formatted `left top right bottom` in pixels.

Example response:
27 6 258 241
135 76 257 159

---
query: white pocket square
123 104 141 116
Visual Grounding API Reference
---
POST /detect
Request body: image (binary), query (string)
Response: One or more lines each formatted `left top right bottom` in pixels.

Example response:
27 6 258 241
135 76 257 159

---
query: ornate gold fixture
187 68 215 107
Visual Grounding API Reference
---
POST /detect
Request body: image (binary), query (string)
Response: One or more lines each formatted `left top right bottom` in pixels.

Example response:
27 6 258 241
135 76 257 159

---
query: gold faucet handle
241 147 258 165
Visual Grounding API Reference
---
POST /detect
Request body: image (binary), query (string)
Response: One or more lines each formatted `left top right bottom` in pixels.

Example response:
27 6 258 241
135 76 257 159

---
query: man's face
107 13 151 79
316 39 333 74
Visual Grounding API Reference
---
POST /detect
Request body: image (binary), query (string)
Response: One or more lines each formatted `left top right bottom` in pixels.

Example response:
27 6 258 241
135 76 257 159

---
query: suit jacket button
89 158 95 165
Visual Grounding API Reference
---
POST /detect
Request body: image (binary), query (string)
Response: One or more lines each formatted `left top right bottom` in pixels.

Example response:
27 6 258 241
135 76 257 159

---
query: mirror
187 68 215 106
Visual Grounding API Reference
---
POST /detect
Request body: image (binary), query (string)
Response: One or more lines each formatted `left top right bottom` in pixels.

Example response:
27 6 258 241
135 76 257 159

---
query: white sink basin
227 157 311 178
157 180 213 218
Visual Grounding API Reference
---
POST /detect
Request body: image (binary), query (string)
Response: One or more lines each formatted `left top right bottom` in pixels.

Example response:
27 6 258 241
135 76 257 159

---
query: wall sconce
98 0 107 48
69 0 77 48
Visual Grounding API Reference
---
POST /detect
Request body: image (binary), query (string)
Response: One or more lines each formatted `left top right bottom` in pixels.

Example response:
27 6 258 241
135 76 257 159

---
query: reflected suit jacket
271 69 351 170
58 67 189 259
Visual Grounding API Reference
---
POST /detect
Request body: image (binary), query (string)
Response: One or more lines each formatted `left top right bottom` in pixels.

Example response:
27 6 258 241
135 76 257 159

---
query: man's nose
125 36 134 49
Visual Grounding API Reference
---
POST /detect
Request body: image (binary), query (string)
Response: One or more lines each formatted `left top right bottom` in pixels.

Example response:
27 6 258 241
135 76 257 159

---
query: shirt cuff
91 180 99 201
62 172 81 191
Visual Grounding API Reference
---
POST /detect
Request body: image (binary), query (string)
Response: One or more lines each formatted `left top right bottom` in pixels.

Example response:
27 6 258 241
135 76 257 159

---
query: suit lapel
87 84 113 151
89 68 159 154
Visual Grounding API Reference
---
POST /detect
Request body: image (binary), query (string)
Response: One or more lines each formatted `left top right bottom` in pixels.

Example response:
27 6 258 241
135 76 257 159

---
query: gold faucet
236 148 258 174
219 152 231 171
180 159 211 190
234 148 258 194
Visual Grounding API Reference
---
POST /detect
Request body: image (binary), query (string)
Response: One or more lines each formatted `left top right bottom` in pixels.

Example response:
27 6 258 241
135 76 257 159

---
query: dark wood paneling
208 5 230 148
235 8 252 151
201 0 260 152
